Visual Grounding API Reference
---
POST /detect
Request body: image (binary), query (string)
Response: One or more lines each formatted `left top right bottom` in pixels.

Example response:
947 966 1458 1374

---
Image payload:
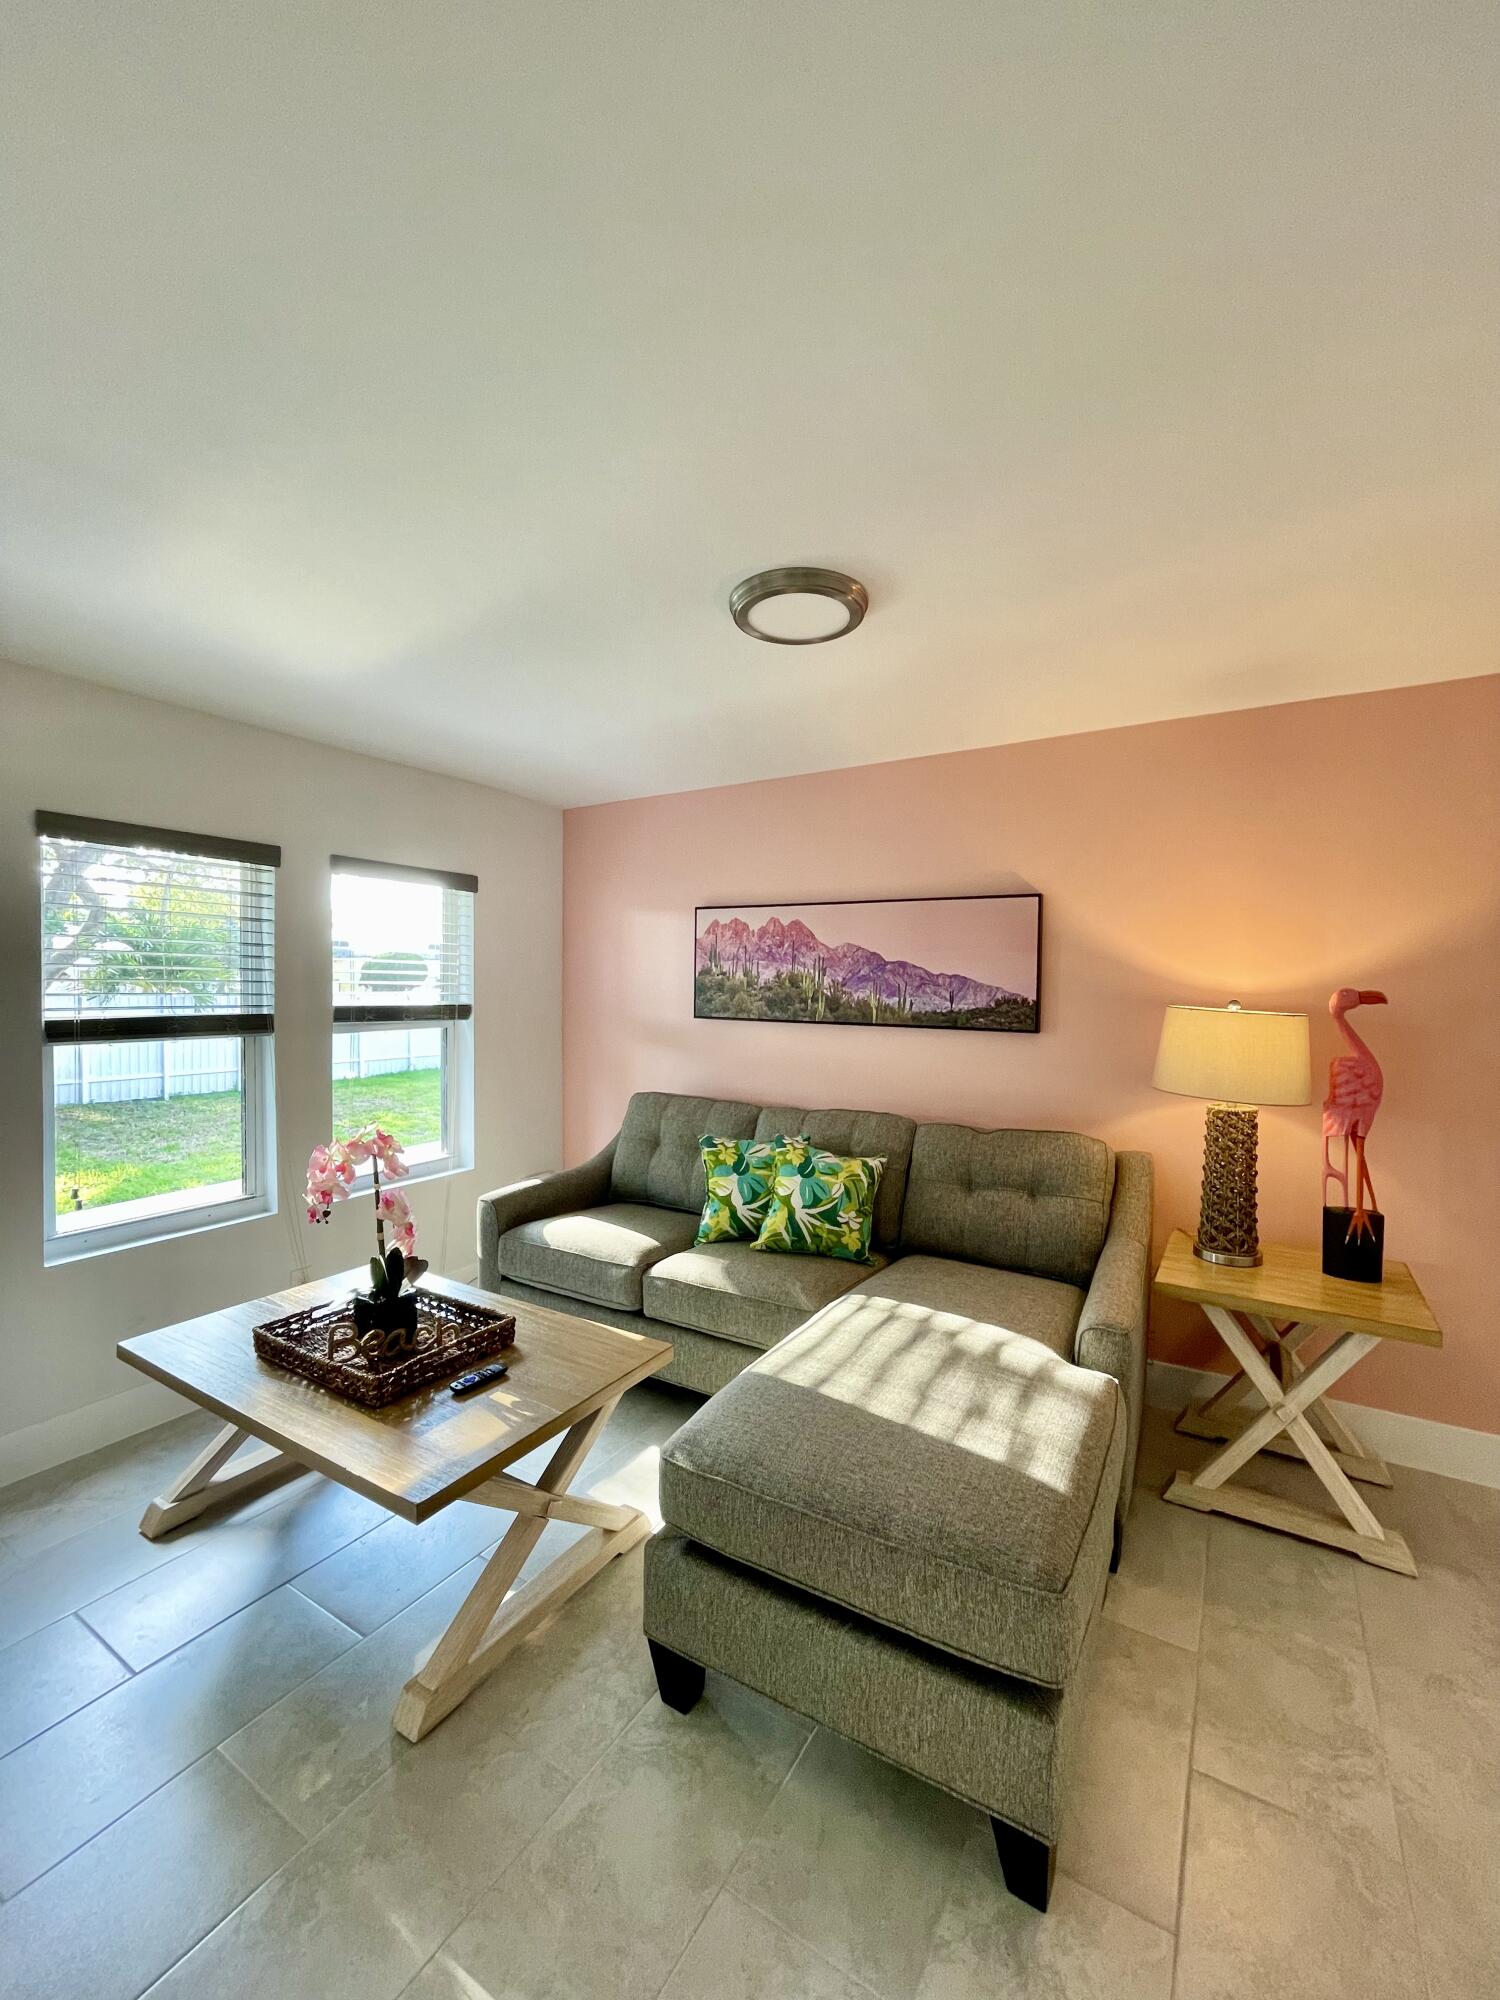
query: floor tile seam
145 1719 574 1994
646 1882 730 2000
0 1748 240 1911
71 1612 138 1681
9 1531 198 1642
377 1728 604 1992
280 1578 374 1641
2 1440 309 1584
1197 1587 1374 1673
0 1600 362 1904
1353 1564 1437 2000
1186 1727 1406 1854
0 1616 140 1761
226 1632 657 1960
1101 1601 1201 1659
439 1681 816 1998
62 1491 384 1662
708 1725 825 1941
1167 1620 1206 1997
721 1883 890 1997
206 1743 310 1851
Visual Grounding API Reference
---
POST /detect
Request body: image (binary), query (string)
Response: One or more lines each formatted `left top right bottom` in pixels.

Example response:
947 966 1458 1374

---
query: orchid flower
304 1127 416 1267
304 1142 357 1223
376 1184 418 1258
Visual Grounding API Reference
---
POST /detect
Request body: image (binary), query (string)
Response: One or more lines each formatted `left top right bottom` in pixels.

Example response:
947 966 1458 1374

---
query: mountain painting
694 895 1041 1033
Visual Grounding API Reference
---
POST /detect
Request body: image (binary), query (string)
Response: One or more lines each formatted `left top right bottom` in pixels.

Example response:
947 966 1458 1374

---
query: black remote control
449 1362 510 1398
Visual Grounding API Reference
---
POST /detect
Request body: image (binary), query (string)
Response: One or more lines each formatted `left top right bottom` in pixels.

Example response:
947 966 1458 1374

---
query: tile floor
0 1391 1496 1999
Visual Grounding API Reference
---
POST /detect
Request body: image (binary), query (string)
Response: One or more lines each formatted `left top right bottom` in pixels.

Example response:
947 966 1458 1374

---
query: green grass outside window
53 1067 443 1215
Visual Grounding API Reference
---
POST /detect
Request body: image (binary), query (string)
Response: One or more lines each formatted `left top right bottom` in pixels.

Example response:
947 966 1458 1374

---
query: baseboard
1146 1358 1500 1490
0 1379 196 1491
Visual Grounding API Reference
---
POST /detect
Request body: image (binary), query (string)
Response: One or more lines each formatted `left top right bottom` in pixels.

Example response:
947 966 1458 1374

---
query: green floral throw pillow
695 1136 794 1245
753 1141 886 1263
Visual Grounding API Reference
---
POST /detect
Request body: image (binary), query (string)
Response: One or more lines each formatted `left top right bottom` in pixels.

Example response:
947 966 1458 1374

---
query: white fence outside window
53 1028 442 1108
334 1027 442 1081
53 1038 244 1106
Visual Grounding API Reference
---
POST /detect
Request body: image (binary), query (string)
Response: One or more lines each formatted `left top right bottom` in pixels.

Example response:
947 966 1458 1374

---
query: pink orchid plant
305 1126 427 1304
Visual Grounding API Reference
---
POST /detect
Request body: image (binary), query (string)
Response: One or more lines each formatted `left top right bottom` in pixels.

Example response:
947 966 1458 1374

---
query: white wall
0 658 562 1482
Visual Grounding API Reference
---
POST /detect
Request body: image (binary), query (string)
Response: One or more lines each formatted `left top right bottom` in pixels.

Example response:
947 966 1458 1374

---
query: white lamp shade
1153 1003 1311 1107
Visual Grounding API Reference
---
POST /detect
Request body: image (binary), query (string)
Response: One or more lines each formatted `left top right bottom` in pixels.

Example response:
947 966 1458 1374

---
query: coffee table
117 1270 673 1740
1153 1228 1442 1576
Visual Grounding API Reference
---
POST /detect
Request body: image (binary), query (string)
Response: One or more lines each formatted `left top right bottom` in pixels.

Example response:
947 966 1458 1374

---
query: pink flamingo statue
1322 987 1387 1241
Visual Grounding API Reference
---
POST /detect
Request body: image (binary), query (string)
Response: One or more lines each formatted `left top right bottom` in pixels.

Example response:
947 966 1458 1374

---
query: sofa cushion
658 1288 1124 1687
496 1202 700 1311
853 1255 1084 1360
644 1242 886 1351
612 1091 760 1213
900 1124 1115 1288
695 1136 789 1244
754 1141 886 1264
754 1106 916 1247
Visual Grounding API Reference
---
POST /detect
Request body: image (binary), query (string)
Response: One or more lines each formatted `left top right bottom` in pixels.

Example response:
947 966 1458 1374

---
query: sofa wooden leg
648 1639 705 1714
991 1818 1056 1911
1110 1516 1124 1574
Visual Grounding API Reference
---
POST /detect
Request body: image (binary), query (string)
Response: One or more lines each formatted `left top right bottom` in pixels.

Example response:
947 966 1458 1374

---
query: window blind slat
41 829 276 1039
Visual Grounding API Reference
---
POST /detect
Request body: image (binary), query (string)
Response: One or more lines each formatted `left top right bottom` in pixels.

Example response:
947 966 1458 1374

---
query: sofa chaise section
644 1267 1126 1909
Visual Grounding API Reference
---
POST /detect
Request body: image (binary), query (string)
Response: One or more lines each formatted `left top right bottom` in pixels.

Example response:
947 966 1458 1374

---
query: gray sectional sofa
477 1089 1152 1909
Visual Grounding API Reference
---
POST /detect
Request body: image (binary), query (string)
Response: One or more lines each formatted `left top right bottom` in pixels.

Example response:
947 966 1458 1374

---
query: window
331 856 475 1180
39 812 279 1261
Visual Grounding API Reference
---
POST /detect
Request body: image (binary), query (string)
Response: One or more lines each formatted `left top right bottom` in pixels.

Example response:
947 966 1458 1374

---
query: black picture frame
693 892 1043 1034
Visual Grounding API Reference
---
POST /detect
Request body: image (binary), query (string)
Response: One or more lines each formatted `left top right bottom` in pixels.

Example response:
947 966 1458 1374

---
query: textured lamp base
1195 1103 1261 1267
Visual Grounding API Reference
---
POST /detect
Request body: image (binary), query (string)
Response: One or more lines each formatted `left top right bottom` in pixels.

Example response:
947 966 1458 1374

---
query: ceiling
2 4 1495 807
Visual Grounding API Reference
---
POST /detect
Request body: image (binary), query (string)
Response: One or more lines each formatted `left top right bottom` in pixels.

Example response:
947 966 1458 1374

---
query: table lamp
1153 1000 1311 1267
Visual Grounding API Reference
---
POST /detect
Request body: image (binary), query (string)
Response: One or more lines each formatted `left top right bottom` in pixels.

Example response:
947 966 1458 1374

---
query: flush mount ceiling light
729 567 868 644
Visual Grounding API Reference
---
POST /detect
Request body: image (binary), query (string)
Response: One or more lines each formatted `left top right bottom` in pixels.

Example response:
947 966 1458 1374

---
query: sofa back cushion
612 1090 761 1213
900 1123 1115 1288
754 1105 916 1247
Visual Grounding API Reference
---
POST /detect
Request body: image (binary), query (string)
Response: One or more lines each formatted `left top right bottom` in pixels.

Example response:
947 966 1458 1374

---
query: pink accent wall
564 675 1500 1434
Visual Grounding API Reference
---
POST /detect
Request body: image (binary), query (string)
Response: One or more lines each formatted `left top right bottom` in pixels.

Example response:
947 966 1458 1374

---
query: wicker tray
253 1291 516 1408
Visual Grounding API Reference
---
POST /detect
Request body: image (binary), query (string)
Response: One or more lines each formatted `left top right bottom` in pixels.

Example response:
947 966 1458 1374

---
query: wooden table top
118 1270 674 1521
1153 1228 1442 1347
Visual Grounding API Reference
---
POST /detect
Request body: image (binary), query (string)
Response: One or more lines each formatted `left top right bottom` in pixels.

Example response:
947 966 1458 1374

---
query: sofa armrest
476 1138 617 1289
1074 1151 1153 1514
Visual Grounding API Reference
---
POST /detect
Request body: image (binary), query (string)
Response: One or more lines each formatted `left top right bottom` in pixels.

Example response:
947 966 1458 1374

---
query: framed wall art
693 894 1041 1033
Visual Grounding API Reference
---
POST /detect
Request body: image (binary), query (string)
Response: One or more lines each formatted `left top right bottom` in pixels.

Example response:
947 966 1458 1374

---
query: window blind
331 857 475 1024
38 812 279 1044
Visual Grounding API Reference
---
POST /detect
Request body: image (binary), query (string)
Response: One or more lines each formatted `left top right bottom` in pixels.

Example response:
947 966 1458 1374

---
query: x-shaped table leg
139 1423 304 1539
393 1392 652 1742
1174 1315 1394 1488
1164 1306 1416 1575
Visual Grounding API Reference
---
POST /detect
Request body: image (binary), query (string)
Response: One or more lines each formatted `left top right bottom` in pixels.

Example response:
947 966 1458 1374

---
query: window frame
42 1031 276 1264
37 810 281 1265
334 1016 473 1188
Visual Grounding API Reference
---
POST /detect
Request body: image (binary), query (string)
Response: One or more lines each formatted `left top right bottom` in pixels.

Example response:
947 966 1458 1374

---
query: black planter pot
1321 1207 1384 1284
351 1290 421 1361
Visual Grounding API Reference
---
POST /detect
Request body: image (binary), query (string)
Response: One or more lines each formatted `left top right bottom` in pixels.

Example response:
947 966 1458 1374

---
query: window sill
348 1154 474 1196
44 1193 275 1267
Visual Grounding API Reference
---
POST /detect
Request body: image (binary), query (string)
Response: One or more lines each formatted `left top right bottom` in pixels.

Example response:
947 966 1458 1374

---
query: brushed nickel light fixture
730 567 868 644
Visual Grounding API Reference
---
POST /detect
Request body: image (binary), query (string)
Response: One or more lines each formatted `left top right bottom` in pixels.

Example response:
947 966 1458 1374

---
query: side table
1153 1228 1442 1576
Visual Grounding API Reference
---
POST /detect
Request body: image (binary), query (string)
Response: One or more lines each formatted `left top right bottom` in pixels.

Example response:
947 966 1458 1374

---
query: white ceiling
2 4 1495 807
